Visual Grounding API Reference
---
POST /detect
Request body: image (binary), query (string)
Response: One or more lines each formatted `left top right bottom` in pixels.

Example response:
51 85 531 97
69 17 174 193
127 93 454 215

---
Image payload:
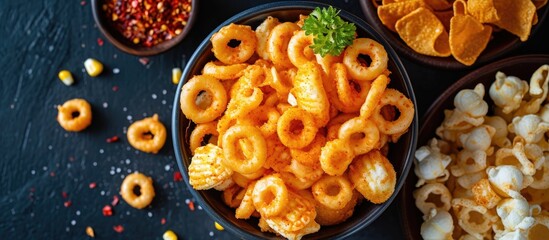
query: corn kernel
58 70 74 86
85 226 95 238
214 222 224 231
84 58 104 77
172 67 182 85
162 230 178 240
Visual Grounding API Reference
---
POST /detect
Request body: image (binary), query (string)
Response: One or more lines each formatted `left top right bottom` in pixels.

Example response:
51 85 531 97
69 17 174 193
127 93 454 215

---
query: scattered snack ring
120 172 155 209
127 114 167 154
57 98 92 132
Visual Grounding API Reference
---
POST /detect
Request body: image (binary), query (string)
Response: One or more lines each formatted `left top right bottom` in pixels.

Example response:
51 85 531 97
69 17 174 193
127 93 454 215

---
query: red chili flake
102 205 113 216
64 201 72 208
80 1 86 6
106 136 119 143
97 38 104 46
187 200 195 211
111 195 120 206
138 57 150 65
173 171 183 182
112 85 119 92
89 182 97 189
49 172 56 177
113 225 124 233
61 191 68 199
161 218 166 225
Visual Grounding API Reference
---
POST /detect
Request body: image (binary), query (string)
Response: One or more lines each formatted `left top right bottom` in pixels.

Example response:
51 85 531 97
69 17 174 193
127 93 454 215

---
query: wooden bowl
91 0 198 56
172 1 418 239
359 0 549 69
400 54 549 239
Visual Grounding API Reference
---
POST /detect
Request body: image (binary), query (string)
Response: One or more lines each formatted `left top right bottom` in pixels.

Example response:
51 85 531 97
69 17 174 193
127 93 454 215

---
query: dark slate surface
0 0 548 239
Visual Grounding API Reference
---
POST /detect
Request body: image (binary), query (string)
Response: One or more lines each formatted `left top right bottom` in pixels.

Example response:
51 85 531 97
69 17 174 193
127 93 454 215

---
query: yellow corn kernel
84 58 104 77
85 226 95 238
172 67 182 85
162 230 178 240
58 70 74 86
214 222 224 231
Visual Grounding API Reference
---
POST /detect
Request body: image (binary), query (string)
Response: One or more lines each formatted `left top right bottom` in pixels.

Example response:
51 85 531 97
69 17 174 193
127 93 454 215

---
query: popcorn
458 125 495 152
487 165 530 198
484 116 511 148
454 83 489 118
420 209 453 240
489 72 528 114
496 198 537 231
414 138 452 187
508 114 549 144
413 183 452 216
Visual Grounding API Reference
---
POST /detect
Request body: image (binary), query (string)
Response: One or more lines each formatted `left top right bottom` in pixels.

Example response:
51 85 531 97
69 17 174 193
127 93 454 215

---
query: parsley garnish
302 6 356 57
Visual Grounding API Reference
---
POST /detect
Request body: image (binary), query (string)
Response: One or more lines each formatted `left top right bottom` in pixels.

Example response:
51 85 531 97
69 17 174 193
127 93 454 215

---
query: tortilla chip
533 0 548 9
423 0 453 11
467 0 500 23
449 1 493 66
493 0 536 41
377 0 427 32
434 10 453 32
395 7 451 57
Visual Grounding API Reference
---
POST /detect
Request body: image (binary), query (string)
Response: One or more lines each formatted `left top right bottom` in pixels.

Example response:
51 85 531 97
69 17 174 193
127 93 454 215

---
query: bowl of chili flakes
91 0 198 56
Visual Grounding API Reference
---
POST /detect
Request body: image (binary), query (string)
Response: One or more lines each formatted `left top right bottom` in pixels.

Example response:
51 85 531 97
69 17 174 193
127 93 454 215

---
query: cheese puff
414 138 453 187
450 150 487 177
414 183 453 216
420 209 454 240
489 71 529 114
509 114 549 144
497 198 538 231
487 165 533 198
484 116 512 148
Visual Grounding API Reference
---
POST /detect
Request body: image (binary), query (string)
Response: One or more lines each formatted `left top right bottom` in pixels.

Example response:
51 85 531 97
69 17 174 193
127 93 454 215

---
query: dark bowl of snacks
401 54 549 239
91 0 198 56
172 1 418 239
360 0 549 69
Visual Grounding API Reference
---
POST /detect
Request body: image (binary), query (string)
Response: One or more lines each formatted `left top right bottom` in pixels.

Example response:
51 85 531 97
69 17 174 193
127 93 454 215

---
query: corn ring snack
284 159 324 185
343 38 389 81
223 184 245 208
252 174 289 217
371 88 415 135
312 175 354 210
211 23 257 64
238 106 280 138
255 16 280 60
225 86 264 119
189 122 218 155
319 139 355 176
287 30 315 68
57 98 92 132
127 114 167 154
290 134 326 167
180 75 228 123
120 172 155 209
338 117 380 155
359 74 389 119
314 190 360 226
276 107 318 149
327 63 371 113
235 181 257 219
267 22 300 69
264 190 319 238
202 61 248 80
221 125 267 174
349 150 396 204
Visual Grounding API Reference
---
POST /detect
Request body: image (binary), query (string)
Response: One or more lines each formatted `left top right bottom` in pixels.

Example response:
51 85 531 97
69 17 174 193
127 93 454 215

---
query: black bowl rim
90 0 199 56
399 54 549 239
359 0 549 70
172 1 419 239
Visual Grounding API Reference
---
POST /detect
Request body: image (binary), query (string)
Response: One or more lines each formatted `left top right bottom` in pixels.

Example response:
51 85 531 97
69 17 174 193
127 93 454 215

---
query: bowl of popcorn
360 0 549 69
401 54 549 239
172 1 418 239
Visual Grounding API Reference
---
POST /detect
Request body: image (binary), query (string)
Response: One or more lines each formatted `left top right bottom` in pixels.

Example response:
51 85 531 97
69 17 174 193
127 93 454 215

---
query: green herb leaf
302 6 356 57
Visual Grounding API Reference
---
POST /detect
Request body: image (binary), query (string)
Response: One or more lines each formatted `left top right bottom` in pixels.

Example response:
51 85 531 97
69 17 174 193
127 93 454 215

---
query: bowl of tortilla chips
360 0 549 69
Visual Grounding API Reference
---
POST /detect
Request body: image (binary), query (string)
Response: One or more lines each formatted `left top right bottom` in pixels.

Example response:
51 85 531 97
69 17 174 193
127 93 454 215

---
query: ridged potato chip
395 7 451 57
